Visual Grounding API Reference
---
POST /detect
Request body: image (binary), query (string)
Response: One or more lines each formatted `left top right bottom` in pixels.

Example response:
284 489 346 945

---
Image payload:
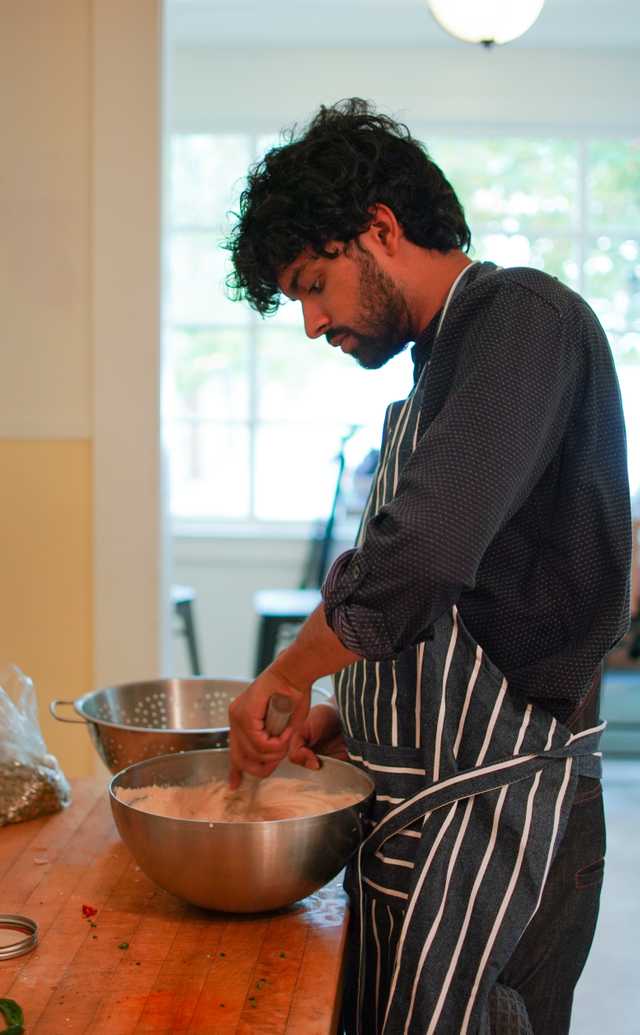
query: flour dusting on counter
115 776 362 822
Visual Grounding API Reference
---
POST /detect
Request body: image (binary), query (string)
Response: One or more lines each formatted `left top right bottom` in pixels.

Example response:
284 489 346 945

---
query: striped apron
335 275 604 1035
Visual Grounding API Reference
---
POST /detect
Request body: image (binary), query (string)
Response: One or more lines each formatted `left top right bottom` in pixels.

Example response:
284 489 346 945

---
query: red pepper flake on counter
81 905 98 918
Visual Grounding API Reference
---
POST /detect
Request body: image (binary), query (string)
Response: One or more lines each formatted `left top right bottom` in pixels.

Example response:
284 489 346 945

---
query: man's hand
228 603 359 790
288 703 347 771
227 669 310 790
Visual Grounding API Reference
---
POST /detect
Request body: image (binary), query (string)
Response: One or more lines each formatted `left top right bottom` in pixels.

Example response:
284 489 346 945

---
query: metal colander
50 678 249 773
50 677 331 774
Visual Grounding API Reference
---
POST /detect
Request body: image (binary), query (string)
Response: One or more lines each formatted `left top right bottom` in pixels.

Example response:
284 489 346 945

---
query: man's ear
364 203 402 256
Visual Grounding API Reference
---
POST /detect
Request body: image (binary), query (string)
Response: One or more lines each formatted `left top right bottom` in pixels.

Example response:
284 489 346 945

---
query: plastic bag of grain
0 664 71 825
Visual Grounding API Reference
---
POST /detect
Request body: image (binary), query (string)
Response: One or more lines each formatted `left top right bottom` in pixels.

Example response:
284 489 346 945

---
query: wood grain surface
0 780 349 1034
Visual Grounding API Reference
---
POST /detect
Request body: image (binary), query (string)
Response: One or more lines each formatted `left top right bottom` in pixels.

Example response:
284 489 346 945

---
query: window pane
610 330 640 367
429 138 579 233
613 356 640 496
168 232 245 324
254 422 346 521
169 419 250 519
256 319 414 427
171 134 251 228
164 130 640 523
166 327 250 423
583 238 640 333
588 140 640 231
475 233 579 286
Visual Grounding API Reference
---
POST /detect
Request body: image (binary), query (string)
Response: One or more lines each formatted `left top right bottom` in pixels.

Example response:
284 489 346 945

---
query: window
165 134 640 527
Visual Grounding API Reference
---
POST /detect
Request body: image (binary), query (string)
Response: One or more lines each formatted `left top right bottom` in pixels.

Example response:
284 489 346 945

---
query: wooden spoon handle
265 693 294 737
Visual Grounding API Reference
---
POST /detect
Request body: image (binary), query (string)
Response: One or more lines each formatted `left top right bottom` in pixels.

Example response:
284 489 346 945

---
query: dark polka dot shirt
323 262 632 722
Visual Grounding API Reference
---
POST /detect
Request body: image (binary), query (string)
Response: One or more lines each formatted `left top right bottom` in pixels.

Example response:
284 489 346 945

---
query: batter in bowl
116 776 362 822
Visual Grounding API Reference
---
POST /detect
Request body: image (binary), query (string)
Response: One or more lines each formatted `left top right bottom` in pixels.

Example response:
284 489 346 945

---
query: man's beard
328 249 413 370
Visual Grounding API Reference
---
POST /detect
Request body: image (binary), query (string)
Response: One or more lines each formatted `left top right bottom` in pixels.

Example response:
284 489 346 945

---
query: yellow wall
0 441 93 777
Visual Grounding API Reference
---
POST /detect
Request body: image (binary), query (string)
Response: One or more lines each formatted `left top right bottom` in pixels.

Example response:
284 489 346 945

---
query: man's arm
227 604 360 787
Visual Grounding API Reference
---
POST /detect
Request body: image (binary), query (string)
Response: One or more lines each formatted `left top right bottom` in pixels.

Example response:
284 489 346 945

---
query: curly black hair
225 98 471 316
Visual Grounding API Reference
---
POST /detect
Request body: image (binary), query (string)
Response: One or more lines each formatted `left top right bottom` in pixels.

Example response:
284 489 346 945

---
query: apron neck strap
435 260 479 339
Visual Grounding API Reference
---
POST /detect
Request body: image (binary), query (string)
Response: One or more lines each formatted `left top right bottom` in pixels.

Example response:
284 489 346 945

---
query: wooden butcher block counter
0 780 349 1034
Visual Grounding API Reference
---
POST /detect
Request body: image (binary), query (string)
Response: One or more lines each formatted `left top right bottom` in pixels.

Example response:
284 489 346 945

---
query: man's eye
309 279 322 294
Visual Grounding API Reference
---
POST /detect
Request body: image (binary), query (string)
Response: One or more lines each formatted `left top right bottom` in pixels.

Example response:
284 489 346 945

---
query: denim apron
335 268 604 1035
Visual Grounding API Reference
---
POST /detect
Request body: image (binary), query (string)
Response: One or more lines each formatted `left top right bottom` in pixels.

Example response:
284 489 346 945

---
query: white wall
170 41 640 681
170 46 640 133
93 0 170 689
0 1 91 440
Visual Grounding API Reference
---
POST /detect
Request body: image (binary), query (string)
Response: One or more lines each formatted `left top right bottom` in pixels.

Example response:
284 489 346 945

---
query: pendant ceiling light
426 0 545 47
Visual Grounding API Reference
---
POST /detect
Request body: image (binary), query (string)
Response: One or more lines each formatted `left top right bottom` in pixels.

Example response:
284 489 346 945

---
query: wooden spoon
229 693 294 819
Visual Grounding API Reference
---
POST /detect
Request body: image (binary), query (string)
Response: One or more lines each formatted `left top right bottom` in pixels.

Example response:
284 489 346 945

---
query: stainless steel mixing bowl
50 678 333 773
109 748 374 913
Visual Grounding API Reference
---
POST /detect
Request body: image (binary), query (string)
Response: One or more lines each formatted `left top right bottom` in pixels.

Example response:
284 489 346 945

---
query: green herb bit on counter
118 942 129 950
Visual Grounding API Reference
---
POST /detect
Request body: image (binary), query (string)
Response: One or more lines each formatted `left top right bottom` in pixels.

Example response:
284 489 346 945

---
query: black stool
172 584 202 676
253 589 322 675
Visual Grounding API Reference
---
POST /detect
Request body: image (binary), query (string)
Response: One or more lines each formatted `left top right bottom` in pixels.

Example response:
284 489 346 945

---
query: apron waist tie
355 722 604 856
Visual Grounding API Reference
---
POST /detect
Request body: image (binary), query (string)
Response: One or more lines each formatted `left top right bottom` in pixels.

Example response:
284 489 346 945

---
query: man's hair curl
225 98 471 316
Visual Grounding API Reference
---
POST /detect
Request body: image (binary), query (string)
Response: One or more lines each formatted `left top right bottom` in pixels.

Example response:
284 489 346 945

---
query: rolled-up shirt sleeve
322 547 396 656
322 285 579 660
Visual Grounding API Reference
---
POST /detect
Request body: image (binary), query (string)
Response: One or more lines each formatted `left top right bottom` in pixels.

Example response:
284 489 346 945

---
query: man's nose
302 301 330 339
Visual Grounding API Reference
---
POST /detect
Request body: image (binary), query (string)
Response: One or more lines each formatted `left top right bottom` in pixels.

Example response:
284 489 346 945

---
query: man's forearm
269 603 361 689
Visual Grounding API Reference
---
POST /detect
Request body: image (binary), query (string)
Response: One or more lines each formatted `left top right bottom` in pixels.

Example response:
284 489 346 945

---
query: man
225 99 631 1034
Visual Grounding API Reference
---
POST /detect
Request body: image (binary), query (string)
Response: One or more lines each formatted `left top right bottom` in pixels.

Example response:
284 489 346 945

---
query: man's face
278 241 413 370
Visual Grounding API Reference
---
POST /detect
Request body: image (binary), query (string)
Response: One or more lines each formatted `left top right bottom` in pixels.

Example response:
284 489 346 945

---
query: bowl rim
108 747 375 828
73 678 331 736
